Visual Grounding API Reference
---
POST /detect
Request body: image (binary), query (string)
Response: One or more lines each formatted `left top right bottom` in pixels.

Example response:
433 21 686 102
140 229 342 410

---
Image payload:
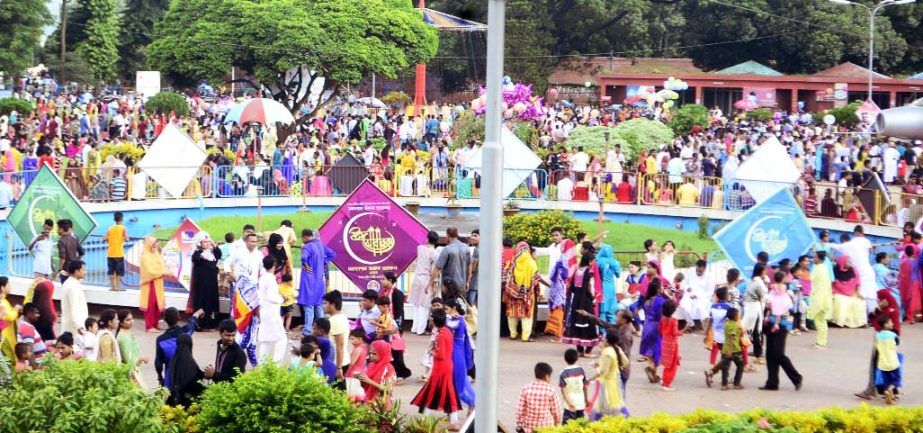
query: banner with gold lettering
319 179 430 291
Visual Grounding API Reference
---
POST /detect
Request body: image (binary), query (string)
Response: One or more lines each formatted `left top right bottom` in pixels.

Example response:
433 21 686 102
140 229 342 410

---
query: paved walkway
123 311 922 427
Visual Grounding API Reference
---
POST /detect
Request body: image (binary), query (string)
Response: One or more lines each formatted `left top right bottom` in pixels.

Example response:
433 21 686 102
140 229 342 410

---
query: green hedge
0 97 35 116
195 362 372 433
0 359 166 433
543 406 923 433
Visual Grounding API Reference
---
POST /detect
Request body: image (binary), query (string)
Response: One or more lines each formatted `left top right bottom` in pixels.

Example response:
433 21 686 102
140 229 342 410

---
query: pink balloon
547 88 559 99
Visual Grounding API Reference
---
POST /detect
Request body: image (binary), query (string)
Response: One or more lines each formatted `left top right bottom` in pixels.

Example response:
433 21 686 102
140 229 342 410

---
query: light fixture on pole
828 0 916 101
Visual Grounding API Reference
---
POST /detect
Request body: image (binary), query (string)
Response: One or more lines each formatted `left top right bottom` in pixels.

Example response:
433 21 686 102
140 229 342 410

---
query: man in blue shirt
155 307 204 387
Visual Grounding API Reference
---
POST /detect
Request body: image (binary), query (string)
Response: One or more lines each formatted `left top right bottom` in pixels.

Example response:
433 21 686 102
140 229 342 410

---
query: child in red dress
410 309 461 426
659 299 685 391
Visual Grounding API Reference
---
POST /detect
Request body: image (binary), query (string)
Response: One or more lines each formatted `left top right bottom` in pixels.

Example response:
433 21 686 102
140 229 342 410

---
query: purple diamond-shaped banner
319 179 430 291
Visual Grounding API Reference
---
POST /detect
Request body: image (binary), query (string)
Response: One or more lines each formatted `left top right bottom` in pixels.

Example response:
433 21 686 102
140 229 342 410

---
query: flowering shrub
503 210 582 247
543 406 923 433
100 141 145 163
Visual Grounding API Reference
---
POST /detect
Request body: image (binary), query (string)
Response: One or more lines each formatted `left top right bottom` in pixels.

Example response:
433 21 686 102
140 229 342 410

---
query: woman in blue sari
596 245 622 325
446 298 475 409
639 278 666 383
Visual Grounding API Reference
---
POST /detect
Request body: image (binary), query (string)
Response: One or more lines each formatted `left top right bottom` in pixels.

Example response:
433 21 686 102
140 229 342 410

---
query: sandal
645 366 658 383
704 370 714 388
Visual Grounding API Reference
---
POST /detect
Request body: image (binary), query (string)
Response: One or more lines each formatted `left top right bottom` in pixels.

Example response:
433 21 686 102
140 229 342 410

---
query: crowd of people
0 82 919 430
1 86 920 229
0 206 914 432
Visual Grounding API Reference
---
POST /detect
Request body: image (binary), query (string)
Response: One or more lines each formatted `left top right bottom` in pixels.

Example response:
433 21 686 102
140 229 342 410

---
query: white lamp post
829 0 916 101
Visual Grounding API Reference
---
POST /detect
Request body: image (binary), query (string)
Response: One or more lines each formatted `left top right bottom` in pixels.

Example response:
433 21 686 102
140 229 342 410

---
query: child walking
658 300 684 391
705 308 745 390
875 316 902 404
559 349 588 423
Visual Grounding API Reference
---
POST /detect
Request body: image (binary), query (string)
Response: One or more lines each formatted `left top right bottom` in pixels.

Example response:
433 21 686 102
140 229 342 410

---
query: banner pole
475 1 505 433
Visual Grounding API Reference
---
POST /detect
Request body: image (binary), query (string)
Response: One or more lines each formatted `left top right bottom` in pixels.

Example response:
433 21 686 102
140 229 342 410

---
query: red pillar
790 88 800 113
413 0 428 116
695 86 704 105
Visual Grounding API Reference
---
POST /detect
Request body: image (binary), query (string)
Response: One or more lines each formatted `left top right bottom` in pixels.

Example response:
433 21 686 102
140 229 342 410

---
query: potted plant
446 197 463 219
503 200 520 217
405 201 421 216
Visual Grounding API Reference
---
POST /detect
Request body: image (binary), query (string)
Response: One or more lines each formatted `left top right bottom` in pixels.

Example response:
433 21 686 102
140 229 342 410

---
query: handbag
390 333 406 351
345 377 366 401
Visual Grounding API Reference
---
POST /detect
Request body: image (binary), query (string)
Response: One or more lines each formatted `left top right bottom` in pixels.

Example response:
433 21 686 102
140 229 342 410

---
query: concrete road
124 313 920 427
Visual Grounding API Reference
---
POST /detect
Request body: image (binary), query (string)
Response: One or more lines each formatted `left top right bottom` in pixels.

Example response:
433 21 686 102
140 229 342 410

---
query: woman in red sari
357 340 396 406
411 309 461 425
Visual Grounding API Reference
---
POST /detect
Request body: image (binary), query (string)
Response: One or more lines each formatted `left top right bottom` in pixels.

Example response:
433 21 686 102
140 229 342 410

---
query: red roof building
594 61 923 113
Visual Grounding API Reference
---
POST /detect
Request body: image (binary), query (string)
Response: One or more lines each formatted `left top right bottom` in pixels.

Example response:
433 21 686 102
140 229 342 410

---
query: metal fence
0 164 916 229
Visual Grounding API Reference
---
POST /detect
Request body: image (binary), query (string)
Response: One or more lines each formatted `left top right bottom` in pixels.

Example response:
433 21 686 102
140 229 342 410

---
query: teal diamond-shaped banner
7 165 98 246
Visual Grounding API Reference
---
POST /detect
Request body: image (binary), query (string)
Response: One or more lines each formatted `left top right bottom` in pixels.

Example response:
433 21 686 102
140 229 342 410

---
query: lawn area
156 211 719 271
578 220 718 255
153 212 334 241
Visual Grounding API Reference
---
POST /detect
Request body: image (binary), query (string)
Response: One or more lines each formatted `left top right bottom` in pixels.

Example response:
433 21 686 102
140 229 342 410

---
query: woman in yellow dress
808 251 834 348
0 276 19 362
587 331 629 419
139 237 167 332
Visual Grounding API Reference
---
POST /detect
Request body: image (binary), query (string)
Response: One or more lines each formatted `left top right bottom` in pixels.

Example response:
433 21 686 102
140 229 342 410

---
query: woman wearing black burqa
168 333 205 407
190 233 222 329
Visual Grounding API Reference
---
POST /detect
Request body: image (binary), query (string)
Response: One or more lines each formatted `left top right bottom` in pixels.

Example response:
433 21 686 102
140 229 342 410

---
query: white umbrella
358 97 387 108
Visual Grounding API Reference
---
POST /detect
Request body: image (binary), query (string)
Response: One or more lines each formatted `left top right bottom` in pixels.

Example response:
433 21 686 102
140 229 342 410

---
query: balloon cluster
627 86 682 109
663 76 689 91
470 76 547 121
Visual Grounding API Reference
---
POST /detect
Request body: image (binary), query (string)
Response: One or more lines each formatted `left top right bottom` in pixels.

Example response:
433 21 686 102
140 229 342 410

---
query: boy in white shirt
79 318 99 361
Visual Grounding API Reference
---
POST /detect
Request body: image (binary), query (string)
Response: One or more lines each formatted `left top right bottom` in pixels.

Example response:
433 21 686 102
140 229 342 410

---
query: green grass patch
153 212 333 241
156 212 720 271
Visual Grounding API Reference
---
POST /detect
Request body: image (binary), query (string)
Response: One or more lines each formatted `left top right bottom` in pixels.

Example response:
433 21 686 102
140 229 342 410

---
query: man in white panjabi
680 259 713 330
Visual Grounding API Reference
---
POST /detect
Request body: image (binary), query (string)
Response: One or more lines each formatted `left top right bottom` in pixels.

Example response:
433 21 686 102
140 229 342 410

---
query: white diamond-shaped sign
733 135 801 204
137 123 208 198
466 126 542 198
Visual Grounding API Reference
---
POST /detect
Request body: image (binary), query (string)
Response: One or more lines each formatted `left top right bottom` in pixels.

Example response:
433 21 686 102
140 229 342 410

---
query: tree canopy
78 0 120 81
427 0 923 91
0 0 51 79
148 0 438 122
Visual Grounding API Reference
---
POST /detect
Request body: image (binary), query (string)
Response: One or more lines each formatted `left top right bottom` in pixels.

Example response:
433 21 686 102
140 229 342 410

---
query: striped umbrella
223 98 296 125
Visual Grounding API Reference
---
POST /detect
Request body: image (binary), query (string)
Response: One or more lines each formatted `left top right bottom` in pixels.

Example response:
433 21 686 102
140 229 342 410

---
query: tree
117 0 170 79
504 0 556 92
679 0 910 74
44 0 93 64
77 0 119 82
0 0 51 78
670 104 709 136
145 91 190 116
149 0 438 124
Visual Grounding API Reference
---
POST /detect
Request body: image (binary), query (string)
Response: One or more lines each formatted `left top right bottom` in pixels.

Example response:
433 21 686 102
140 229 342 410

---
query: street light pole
829 0 916 102
476 1 505 433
